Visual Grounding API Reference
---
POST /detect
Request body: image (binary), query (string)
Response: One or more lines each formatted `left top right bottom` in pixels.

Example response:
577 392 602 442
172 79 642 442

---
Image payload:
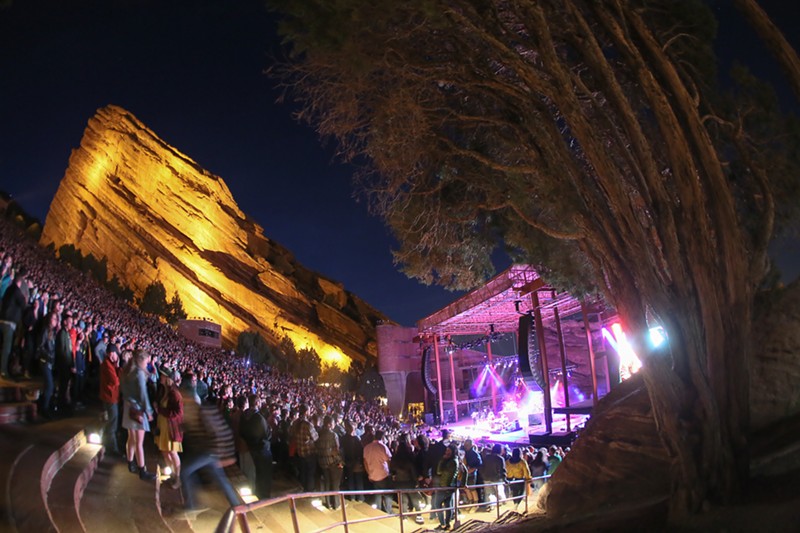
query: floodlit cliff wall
41 105 388 366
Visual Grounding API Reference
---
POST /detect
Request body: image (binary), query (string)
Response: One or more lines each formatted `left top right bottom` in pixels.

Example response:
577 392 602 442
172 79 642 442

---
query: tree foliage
165 291 188 325
138 282 187 324
357 364 386 402
138 280 169 316
319 363 345 386
278 335 322 379
54 244 141 302
57 244 83 269
271 0 800 516
81 253 108 284
237 330 282 367
107 274 134 302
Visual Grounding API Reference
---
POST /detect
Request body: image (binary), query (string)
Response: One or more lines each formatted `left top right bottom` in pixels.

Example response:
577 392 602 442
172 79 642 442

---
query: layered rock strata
41 105 388 365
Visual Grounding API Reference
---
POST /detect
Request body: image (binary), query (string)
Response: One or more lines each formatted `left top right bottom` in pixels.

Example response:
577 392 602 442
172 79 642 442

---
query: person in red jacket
99 346 121 455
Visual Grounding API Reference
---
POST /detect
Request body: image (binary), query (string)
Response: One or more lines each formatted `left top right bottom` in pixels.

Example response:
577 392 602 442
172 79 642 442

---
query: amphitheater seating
0 382 38 424
1 416 103 532
1 377 536 533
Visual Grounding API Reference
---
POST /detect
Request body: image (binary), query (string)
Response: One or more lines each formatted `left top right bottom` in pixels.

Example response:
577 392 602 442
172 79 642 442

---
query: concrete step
1 414 105 532
158 466 194 533
80 449 172 533
6 445 56 533
6 431 84 533
0 432 35 529
0 400 37 424
48 442 105 533
0 385 23 402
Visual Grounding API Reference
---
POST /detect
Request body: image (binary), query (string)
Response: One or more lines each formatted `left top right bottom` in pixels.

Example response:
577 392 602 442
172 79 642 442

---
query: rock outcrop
41 105 389 366
539 373 670 518
751 280 800 429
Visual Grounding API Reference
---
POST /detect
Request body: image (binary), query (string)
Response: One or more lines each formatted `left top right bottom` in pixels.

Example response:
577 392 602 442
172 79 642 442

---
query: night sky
1 0 798 327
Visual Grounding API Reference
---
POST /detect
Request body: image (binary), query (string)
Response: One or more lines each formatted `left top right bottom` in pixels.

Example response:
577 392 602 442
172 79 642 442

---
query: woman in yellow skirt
156 367 184 488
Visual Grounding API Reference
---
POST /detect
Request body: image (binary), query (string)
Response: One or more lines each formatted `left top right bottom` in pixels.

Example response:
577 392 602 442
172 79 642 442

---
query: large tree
734 0 800 100
270 0 800 517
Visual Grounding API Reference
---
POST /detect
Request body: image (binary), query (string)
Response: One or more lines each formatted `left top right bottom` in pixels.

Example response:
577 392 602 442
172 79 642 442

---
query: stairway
2 400 540 533
239 498 405 533
0 380 38 424
79 455 174 533
0 415 104 533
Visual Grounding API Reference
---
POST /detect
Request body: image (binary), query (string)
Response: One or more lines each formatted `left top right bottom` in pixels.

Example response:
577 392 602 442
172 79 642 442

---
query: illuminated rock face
41 105 388 366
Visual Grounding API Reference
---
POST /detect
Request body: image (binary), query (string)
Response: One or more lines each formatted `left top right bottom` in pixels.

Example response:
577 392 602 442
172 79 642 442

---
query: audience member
432 442 459 530
290 404 319 493
480 443 507 510
99 345 121 454
316 415 343 510
122 349 157 481
155 366 184 489
506 447 531 501
364 429 393 513
240 394 273 500
341 420 365 501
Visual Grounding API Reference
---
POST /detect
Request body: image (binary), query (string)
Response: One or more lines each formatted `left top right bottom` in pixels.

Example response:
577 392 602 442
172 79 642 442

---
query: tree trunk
734 0 800 101
543 2 753 517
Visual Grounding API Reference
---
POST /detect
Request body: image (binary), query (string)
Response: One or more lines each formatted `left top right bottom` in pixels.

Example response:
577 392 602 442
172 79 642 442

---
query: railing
216 475 550 533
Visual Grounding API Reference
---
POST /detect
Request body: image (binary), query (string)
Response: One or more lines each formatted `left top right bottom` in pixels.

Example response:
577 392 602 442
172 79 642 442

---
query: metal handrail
216 475 550 533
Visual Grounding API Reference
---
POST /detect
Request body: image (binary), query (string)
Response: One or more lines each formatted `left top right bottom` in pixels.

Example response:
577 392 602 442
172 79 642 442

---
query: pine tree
139 280 168 317
165 291 187 325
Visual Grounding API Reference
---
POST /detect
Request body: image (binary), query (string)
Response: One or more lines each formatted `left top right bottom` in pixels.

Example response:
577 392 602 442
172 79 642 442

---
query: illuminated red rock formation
41 105 389 366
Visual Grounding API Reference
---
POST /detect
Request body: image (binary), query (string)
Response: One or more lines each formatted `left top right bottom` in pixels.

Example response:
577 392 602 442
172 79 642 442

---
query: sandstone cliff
41 105 389 366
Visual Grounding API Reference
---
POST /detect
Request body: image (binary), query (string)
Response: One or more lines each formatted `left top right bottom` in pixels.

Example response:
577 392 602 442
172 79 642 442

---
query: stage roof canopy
417 265 590 337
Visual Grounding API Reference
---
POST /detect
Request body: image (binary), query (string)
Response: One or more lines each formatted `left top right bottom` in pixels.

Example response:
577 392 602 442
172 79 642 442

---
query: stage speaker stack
518 314 546 391
421 346 438 395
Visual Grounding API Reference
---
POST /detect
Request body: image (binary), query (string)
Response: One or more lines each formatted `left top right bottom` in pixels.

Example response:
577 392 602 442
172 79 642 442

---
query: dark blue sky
1 0 798 327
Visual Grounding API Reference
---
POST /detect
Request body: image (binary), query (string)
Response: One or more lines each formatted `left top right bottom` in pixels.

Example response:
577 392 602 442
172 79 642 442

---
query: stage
434 412 590 449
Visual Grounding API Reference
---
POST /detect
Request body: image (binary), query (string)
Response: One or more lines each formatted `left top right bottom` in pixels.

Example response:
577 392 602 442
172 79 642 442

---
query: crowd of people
1 216 568 527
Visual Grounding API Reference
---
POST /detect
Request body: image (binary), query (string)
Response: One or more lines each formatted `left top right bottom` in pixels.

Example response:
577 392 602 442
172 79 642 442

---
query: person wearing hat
155 366 184 488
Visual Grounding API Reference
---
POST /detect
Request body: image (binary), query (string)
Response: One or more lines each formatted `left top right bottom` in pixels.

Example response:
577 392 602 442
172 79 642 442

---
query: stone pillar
377 325 421 417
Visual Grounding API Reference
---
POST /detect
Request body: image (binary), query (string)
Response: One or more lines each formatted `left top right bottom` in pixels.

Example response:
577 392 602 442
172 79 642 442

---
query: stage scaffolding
417 264 615 437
